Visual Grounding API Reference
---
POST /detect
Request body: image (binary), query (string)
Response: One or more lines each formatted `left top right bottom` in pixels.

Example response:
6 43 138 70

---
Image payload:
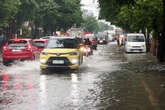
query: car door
29 40 40 59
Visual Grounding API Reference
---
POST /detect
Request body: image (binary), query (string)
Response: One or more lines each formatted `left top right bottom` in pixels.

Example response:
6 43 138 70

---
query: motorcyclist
84 38 93 55
91 38 97 50
84 38 92 46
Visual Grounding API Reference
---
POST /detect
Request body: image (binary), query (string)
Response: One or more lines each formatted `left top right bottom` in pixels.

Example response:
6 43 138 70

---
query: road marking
140 76 161 110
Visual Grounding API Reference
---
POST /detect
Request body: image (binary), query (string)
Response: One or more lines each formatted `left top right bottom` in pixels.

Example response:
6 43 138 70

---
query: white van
125 33 146 53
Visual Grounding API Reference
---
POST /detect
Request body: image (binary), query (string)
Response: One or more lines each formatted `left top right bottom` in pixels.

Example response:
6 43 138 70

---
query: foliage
22 26 31 38
55 0 83 31
99 0 163 34
98 22 111 32
38 0 59 34
0 0 83 36
99 0 165 62
0 0 20 27
16 0 39 25
81 16 99 33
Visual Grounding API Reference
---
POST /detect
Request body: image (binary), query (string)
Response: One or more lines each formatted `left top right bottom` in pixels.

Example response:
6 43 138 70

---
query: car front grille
46 57 72 66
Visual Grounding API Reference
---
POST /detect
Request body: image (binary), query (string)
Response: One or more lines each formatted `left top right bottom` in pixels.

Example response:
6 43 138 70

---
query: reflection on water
39 75 47 107
3 73 8 89
0 44 122 110
0 72 37 110
71 73 79 108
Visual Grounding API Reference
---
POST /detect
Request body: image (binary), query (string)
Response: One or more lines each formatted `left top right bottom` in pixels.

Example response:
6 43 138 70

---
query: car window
8 40 27 49
29 40 34 46
46 38 78 48
34 41 45 47
127 35 145 42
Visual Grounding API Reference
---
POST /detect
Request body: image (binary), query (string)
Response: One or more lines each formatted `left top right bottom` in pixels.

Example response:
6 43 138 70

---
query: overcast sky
81 0 98 5
81 0 99 18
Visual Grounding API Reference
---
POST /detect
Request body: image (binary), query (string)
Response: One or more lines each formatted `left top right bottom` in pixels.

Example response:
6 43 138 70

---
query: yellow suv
40 37 83 70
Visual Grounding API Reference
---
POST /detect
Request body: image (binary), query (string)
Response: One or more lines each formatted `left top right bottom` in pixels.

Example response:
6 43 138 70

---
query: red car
3 38 40 65
33 39 48 53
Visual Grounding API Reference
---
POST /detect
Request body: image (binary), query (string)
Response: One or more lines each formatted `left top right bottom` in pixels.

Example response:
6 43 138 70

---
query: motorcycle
92 40 97 50
82 45 93 57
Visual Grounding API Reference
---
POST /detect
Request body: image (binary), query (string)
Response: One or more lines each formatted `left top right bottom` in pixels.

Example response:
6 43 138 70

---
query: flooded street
0 42 165 110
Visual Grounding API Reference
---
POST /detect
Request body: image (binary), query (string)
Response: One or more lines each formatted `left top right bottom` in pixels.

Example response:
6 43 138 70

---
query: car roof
9 38 32 41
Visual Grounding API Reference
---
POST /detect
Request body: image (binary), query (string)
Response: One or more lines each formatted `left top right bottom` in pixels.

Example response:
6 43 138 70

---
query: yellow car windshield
46 38 78 49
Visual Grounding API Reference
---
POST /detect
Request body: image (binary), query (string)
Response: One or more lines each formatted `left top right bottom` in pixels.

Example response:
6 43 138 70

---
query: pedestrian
116 35 120 47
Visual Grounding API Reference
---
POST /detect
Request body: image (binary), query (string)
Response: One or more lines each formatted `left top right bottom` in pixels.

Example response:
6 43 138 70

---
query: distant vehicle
40 37 83 70
33 39 48 53
3 38 40 65
91 38 97 50
98 36 108 44
125 33 146 53
96 33 108 44
40 36 54 39
83 38 93 54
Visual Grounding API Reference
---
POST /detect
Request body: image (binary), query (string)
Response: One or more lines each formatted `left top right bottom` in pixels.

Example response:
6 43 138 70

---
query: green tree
0 0 20 27
99 0 165 62
0 0 83 38
38 0 59 35
34 0 83 35
55 0 83 31
81 16 99 33
98 22 111 32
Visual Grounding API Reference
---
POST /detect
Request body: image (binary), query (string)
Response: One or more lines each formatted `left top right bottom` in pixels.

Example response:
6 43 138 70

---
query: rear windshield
8 40 27 49
34 41 45 47
127 35 145 42
46 38 78 49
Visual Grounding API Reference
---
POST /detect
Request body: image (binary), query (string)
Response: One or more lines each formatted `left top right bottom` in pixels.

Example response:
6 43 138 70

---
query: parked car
40 37 83 70
3 38 40 65
125 33 146 53
33 39 48 53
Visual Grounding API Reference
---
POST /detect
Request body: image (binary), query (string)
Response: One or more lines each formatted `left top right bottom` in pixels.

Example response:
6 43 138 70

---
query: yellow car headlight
40 58 47 64
80 47 84 52
71 58 78 64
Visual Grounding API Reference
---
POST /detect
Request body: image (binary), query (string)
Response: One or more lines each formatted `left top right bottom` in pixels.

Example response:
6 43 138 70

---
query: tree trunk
150 39 157 56
157 0 165 62
146 30 150 52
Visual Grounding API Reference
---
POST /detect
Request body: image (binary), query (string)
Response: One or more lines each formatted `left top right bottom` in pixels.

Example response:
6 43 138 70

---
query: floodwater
0 42 165 110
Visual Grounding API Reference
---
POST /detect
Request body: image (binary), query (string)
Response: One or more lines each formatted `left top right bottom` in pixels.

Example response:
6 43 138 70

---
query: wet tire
3 61 8 66
81 56 83 64
32 55 35 60
41 69 47 74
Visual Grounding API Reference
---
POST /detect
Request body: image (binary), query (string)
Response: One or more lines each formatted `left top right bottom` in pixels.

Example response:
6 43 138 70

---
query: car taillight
27 44 32 50
3 46 7 51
